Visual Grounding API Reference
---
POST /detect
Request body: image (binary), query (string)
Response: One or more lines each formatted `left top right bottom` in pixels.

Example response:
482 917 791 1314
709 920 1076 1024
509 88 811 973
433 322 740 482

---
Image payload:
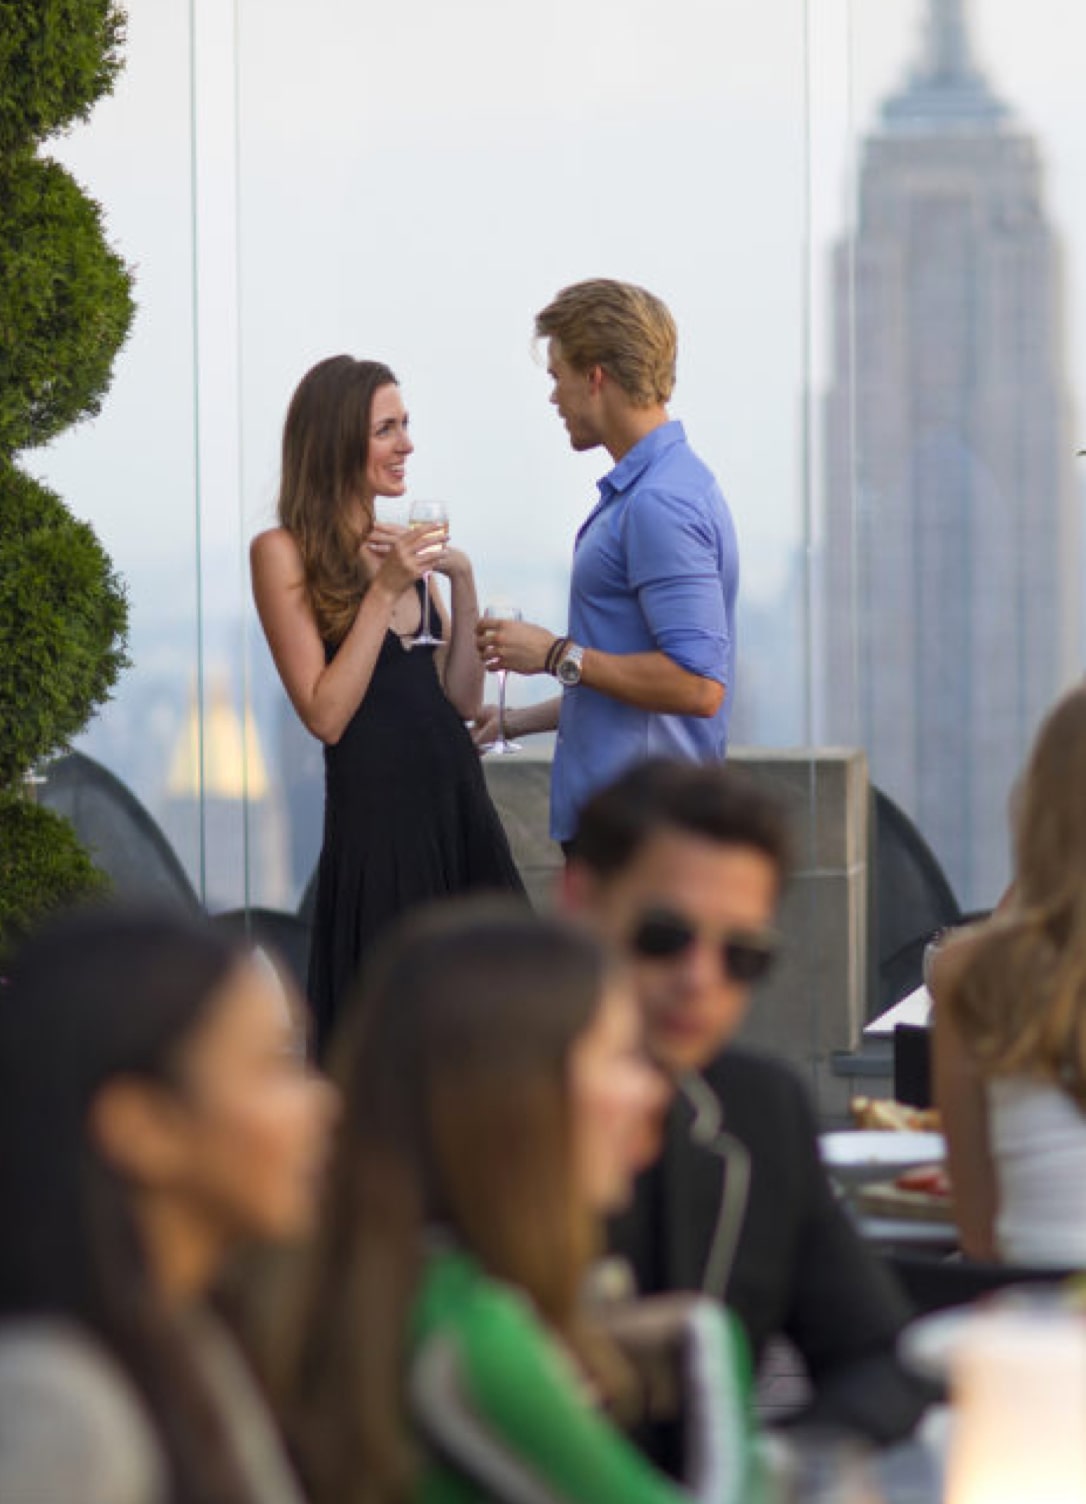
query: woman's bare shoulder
930 918 1002 1001
251 527 305 586
251 525 299 560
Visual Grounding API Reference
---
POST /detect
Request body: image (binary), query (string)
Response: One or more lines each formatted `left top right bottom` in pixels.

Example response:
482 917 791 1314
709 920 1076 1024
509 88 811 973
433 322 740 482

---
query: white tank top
989 1076 1086 1266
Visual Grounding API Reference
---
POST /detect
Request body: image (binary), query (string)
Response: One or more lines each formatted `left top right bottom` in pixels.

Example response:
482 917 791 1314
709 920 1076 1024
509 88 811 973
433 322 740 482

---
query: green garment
408 1246 761 1504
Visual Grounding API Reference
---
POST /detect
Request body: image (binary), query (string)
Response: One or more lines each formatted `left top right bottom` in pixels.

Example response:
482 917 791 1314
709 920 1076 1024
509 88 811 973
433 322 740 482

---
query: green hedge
0 0 125 155
0 795 110 961
0 154 134 453
0 465 128 788
0 0 132 938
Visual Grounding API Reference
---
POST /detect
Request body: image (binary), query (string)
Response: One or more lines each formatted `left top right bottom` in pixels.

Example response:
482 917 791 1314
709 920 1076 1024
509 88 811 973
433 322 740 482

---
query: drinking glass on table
408 499 449 648
482 601 522 755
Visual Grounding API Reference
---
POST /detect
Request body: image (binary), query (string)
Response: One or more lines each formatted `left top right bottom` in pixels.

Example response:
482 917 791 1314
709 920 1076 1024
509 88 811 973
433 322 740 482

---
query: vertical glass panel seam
800 0 815 755
232 0 253 926
188 0 207 903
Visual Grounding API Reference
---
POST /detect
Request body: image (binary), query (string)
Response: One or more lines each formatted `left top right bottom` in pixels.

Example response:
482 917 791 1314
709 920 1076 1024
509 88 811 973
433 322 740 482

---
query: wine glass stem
421 573 432 638
497 670 508 741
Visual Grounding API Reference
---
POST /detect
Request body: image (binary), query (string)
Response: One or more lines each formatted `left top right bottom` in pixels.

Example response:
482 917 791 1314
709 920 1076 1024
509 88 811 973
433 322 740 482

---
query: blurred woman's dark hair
274 897 614 1504
0 904 257 1504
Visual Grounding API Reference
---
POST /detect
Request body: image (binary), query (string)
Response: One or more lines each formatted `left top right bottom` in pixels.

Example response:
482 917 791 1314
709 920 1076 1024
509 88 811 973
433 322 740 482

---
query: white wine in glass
408 499 449 648
483 601 522 755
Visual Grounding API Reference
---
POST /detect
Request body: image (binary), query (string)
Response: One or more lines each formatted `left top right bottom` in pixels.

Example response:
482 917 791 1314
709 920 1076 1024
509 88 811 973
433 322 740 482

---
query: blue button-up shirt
551 420 738 842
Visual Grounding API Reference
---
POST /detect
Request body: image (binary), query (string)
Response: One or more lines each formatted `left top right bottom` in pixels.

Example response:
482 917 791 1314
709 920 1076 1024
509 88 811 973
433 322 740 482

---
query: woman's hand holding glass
362 510 448 616
364 521 442 582
429 543 471 582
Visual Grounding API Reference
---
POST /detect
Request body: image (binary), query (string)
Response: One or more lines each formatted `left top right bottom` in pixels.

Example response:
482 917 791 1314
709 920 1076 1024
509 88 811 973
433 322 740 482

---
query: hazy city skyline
34 1 1085 598
18 0 1084 905
825 0 1079 907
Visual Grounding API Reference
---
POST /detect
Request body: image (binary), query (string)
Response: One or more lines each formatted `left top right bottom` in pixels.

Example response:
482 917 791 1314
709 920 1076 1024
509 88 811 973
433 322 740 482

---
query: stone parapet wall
483 746 870 1116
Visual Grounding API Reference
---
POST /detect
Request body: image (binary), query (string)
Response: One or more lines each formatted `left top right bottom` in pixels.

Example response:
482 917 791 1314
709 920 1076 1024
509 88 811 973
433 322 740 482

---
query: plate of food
850 1096 941 1132
819 1129 946 1185
855 1163 955 1222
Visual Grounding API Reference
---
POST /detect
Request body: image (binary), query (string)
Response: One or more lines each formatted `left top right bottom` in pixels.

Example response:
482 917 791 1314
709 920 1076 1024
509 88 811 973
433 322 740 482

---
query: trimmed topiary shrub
0 0 132 958
0 797 110 955
0 0 125 155
0 465 128 790
0 155 134 452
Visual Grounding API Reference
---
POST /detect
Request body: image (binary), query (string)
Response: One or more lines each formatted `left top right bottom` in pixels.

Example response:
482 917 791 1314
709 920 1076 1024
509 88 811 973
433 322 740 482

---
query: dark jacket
608 1046 932 1444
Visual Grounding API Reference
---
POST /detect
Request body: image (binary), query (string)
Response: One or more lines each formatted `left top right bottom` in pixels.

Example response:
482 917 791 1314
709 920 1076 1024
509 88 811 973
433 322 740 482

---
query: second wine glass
408 499 449 648
483 601 522 755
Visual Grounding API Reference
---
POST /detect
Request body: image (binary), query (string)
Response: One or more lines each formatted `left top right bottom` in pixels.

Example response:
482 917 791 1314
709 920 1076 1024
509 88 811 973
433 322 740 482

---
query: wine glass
483 601 522 755
407 499 449 648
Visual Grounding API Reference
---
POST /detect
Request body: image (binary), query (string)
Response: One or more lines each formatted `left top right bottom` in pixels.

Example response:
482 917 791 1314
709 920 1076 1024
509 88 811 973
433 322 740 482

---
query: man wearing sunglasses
564 759 930 1447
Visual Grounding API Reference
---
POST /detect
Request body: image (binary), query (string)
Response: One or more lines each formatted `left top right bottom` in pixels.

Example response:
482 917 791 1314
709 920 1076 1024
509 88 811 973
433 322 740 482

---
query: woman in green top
277 899 760 1504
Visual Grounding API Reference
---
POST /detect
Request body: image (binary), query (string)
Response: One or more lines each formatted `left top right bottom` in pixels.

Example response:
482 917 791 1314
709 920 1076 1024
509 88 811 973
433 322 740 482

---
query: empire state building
823 0 1079 905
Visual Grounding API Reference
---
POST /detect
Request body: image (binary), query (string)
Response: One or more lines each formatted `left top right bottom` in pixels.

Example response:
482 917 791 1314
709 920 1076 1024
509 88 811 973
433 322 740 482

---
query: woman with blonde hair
251 356 523 1054
274 900 760 1504
932 683 1086 1265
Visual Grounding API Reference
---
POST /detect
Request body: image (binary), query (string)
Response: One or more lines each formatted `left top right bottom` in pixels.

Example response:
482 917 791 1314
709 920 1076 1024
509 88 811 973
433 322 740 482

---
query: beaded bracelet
544 636 570 676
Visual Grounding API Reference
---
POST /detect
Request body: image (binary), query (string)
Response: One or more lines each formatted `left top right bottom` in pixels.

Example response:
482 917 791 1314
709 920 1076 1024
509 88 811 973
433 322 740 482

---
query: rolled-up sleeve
624 487 731 686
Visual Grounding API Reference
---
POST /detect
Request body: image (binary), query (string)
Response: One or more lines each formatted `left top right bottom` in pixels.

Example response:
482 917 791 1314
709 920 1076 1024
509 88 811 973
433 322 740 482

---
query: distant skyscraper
823 0 1079 905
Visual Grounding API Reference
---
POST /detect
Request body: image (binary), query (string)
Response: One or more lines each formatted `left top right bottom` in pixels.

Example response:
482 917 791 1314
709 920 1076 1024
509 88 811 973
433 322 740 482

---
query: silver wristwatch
555 642 585 687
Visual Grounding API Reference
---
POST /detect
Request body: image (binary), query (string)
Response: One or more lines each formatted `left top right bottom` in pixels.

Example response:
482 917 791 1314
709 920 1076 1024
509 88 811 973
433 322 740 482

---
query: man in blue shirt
476 278 738 845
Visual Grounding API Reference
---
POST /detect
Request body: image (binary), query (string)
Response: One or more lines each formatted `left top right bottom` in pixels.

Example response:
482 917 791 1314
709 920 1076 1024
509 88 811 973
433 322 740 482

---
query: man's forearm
506 697 561 738
479 615 724 720
580 648 724 717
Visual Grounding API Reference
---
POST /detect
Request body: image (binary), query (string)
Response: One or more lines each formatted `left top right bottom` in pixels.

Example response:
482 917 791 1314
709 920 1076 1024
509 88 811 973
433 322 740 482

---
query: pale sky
29 0 1086 684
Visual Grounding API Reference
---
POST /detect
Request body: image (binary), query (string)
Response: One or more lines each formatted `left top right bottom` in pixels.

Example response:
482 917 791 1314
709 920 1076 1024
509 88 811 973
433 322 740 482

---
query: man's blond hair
535 279 676 407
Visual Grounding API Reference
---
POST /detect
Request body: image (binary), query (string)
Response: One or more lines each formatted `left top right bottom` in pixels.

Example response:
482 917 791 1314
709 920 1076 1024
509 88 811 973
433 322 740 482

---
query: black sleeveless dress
308 584 524 1053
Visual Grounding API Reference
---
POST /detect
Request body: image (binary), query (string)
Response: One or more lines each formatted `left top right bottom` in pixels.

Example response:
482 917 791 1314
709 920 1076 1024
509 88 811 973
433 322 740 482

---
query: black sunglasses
629 908 779 984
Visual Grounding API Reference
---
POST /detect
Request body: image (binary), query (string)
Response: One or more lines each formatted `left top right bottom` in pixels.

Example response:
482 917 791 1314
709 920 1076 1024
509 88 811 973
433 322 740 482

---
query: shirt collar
598 419 686 501
677 1069 724 1143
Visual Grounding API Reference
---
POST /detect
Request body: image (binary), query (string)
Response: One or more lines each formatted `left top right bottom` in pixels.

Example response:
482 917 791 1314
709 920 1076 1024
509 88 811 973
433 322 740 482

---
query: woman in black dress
251 355 523 1053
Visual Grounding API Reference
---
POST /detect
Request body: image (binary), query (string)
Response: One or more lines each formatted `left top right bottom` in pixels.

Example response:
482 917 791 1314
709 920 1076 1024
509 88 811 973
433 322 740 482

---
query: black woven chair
870 785 963 1021
38 750 200 910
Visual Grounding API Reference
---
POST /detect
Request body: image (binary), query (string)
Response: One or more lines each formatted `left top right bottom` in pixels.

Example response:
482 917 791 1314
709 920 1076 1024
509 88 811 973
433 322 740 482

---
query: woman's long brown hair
273 899 611 1504
0 907 262 1504
949 684 1086 1106
277 355 398 646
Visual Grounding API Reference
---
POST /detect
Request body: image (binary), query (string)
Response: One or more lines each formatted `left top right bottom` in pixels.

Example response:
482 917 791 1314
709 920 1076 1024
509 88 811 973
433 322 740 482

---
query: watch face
557 650 582 686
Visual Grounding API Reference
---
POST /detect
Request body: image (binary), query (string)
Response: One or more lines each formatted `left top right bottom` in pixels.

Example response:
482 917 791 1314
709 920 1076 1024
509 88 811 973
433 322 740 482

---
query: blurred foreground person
933 684 1086 1265
276 900 764 1504
0 907 333 1504
565 761 931 1446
